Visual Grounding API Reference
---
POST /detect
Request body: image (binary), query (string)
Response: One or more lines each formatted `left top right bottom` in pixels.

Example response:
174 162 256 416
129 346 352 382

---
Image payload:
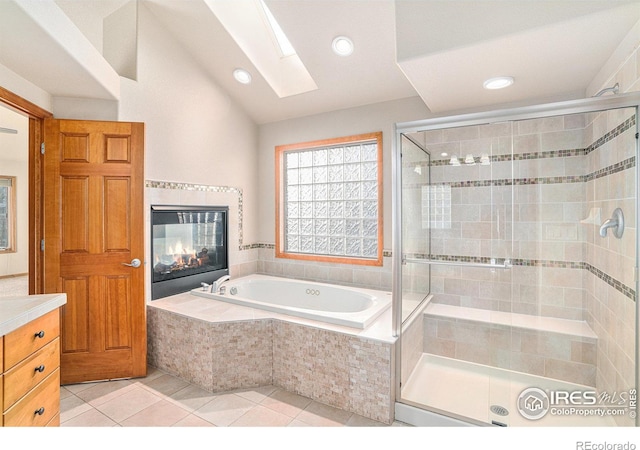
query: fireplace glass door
151 205 229 299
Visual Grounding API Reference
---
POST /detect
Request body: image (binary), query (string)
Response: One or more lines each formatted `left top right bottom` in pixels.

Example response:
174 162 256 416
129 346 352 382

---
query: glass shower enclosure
393 93 640 427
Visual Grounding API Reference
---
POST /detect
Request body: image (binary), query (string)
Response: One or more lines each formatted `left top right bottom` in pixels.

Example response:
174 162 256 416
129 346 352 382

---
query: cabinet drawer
3 369 60 427
4 310 59 368
1 335 3 372
46 413 60 427
3 338 60 411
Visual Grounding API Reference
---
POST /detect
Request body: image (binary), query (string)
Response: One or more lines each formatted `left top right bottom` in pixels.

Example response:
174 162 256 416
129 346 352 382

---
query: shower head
593 83 619 97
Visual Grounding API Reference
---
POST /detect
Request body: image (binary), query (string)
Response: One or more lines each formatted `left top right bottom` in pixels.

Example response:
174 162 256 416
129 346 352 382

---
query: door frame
0 86 52 294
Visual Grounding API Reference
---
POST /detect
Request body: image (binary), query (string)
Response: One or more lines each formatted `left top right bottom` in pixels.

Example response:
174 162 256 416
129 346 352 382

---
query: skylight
204 0 317 98
259 0 296 58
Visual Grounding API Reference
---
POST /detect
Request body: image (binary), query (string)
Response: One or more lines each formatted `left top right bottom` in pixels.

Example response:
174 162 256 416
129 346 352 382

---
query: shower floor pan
401 353 617 427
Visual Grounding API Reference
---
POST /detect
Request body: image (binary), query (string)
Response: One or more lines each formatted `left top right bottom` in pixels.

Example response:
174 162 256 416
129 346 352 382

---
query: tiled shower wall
411 107 636 425
584 109 636 427
423 115 591 320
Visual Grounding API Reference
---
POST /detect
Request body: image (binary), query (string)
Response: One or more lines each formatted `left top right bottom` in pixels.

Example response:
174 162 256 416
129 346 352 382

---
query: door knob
122 258 142 268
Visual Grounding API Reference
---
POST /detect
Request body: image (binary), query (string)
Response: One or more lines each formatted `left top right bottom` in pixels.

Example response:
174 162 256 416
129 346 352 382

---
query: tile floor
2 275 401 428
61 365 395 427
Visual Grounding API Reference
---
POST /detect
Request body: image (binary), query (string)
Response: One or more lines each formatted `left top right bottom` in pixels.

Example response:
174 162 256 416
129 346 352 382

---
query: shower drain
490 405 509 416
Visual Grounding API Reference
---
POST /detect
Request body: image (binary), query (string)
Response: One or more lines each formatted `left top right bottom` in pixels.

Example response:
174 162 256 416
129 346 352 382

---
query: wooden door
43 119 146 384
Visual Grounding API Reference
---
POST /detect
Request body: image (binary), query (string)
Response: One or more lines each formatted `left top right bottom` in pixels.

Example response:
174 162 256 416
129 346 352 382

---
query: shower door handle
122 258 142 268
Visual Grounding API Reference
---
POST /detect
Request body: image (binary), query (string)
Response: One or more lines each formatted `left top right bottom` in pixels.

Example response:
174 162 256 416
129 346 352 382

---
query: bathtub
190 274 391 329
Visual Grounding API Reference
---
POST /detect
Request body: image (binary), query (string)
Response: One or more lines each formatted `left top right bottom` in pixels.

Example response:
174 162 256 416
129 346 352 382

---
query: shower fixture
599 208 624 238
593 82 619 97
448 153 491 166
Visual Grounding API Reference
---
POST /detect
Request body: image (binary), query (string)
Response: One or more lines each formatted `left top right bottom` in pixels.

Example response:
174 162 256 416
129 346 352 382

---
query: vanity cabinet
2 309 61 427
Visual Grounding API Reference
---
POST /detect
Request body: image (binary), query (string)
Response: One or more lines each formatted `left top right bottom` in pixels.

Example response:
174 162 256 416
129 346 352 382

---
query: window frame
0 175 17 253
275 131 383 266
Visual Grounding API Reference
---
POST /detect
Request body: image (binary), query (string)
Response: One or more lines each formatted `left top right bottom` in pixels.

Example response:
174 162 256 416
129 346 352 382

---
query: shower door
396 120 516 426
394 94 640 427
398 134 431 324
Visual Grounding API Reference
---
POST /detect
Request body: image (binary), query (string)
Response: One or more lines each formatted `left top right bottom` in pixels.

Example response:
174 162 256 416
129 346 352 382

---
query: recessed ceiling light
233 68 252 84
332 36 354 56
483 76 514 90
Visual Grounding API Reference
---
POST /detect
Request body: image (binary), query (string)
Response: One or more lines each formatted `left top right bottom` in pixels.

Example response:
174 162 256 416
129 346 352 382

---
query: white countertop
0 293 67 336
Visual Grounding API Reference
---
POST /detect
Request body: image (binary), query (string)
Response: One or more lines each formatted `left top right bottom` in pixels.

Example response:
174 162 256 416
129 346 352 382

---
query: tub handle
599 208 624 239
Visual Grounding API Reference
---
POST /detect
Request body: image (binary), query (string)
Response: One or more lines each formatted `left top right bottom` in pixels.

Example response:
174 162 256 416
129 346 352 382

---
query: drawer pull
35 364 46 373
34 407 45 416
34 330 45 339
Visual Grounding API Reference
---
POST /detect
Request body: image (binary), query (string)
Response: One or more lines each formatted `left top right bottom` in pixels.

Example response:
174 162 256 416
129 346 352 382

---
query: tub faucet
211 275 230 293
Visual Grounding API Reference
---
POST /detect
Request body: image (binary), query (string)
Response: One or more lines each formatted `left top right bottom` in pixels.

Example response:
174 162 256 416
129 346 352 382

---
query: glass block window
276 132 383 266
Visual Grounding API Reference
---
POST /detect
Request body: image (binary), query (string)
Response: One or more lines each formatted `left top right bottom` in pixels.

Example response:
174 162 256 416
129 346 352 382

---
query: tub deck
150 286 395 343
189 274 392 329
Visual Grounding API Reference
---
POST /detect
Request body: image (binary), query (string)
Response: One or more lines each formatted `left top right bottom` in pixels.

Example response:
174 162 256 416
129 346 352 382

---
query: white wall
587 17 640 96
0 62 52 113
1 3 260 295
118 3 259 246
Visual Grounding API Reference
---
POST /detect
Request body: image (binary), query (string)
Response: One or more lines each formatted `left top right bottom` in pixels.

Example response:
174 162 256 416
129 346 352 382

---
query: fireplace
151 205 229 300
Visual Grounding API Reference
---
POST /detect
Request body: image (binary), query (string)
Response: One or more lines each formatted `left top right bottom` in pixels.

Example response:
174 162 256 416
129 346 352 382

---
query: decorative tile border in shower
146 179 252 251
584 262 636 301
424 155 635 189
425 115 636 167
585 115 636 155
585 156 636 182
407 253 636 301
427 148 588 167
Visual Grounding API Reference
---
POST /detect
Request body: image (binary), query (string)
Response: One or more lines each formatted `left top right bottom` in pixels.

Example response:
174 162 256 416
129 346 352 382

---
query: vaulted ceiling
2 0 639 124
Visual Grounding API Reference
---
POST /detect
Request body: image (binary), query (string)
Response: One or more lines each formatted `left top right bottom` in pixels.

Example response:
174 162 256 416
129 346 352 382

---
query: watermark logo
517 387 550 420
517 387 637 421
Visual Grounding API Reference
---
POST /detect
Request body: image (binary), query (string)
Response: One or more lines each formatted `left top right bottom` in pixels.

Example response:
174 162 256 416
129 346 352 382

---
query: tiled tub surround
403 110 637 426
257 246 393 291
147 291 396 424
